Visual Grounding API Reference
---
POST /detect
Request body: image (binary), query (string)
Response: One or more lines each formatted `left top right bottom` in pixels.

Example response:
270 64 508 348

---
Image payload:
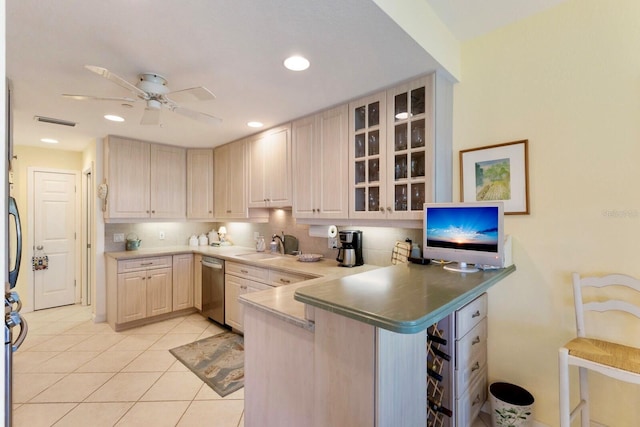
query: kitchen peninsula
240 263 516 427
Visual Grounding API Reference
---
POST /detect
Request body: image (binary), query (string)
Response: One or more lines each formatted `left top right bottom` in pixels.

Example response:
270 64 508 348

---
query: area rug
169 331 244 397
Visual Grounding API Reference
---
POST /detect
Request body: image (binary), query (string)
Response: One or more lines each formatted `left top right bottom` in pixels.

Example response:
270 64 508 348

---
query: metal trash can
489 382 534 427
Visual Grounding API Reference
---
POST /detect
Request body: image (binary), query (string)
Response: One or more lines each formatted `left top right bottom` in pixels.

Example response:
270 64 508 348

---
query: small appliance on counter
125 233 141 251
336 230 364 267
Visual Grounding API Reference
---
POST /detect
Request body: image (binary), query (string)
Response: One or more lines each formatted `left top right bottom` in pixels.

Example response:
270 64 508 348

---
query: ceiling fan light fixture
247 121 264 128
284 55 310 71
104 114 125 122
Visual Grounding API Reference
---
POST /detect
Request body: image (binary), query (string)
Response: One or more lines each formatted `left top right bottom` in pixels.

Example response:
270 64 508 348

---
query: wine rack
427 322 452 427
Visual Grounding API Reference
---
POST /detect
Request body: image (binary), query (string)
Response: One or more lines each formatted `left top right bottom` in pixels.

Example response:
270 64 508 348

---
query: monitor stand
443 262 479 273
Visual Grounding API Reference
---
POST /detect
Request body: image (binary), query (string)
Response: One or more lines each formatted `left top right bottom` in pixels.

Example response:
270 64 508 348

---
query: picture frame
460 139 530 215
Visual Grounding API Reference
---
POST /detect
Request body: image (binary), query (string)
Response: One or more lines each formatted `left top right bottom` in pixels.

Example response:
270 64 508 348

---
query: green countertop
294 263 516 334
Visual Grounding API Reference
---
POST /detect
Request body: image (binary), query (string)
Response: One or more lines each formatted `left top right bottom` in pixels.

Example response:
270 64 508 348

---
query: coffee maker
336 230 364 267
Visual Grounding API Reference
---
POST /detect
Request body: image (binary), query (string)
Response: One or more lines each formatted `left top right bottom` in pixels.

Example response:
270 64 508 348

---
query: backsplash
104 222 217 252
104 210 422 267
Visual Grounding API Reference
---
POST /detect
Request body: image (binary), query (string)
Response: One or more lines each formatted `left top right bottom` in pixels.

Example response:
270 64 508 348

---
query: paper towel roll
309 225 338 238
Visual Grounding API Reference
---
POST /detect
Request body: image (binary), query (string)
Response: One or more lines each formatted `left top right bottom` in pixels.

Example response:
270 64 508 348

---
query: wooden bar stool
559 272 640 426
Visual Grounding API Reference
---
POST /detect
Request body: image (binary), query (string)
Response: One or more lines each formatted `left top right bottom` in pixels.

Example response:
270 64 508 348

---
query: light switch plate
159 231 165 240
113 233 125 243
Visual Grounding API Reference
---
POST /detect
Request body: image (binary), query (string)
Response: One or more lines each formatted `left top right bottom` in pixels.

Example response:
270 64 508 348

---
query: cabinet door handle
387 207 392 212
472 394 481 406
279 279 291 284
226 210 231 213
142 276 146 280
472 336 481 345
471 310 481 318
379 207 384 213
151 210 155 214
140 262 153 266
471 361 480 372
240 269 249 274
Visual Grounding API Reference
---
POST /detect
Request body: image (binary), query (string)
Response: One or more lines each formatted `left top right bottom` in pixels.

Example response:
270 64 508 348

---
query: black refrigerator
4 79 27 426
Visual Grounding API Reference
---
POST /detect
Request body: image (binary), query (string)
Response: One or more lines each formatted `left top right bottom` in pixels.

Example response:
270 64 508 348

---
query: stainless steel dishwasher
201 257 225 325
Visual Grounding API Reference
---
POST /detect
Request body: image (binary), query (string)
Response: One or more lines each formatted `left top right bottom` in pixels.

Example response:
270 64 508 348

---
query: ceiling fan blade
141 107 161 125
62 94 136 102
166 86 216 102
85 65 149 99
171 106 222 125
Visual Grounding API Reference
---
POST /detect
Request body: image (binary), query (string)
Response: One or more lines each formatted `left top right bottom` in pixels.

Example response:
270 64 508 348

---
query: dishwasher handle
202 259 224 269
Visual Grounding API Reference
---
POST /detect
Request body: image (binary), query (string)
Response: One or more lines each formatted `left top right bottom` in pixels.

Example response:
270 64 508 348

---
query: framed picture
460 139 529 215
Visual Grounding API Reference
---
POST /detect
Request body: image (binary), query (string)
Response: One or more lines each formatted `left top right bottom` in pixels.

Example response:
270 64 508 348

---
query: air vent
33 116 77 127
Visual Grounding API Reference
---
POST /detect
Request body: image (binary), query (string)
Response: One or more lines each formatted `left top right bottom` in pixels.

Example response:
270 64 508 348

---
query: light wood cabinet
112 256 173 327
248 124 292 208
224 261 305 332
172 254 194 311
193 254 203 310
349 73 453 220
214 140 248 219
104 136 186 220
186 149 214 219
104 136 151 219
146 267 173 316
107 255 197 331
292 105 349 219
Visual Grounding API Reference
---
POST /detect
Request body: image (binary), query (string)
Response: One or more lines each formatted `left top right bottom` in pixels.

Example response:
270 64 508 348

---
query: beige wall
12 145 83 312
455 0 640 424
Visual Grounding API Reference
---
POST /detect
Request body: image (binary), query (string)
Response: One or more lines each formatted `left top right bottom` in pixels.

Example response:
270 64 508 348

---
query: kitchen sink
234 252 281 261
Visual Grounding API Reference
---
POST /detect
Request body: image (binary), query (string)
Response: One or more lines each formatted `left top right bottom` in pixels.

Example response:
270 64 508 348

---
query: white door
33 170 78 310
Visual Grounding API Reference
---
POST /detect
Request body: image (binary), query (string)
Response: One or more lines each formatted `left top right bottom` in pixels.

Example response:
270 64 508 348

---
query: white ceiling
7 0 568 152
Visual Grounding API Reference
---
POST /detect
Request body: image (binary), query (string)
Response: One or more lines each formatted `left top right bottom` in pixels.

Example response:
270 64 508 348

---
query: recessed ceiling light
284 55 310 71
247 121 264 128
104 114 125 122
40 138 59 144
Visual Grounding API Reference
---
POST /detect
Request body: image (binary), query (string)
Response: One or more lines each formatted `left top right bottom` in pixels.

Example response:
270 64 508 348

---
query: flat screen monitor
423 202 504 273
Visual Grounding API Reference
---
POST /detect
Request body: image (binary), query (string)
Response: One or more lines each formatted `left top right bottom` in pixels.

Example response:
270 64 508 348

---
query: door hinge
87 243 92 249
74 280 77 288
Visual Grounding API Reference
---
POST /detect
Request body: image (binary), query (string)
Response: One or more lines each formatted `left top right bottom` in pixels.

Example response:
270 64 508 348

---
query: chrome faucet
272 233 285 254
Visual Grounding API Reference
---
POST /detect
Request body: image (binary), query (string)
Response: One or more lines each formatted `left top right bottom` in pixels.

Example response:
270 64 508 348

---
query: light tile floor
13 304 243 427
12 304 491 427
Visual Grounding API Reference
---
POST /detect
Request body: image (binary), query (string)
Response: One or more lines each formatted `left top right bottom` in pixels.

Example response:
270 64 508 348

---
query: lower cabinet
224 261 313 332
107 254 196 331
225 262 269 333
427 293 488 427
173 254 194 311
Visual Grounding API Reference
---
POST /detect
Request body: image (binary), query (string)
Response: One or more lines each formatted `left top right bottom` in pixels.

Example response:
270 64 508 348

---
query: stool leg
559 348 571 427
578 366 590 427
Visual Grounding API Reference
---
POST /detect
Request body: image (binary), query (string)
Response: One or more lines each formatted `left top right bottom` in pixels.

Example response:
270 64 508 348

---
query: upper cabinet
104 136 185 220
186 149 214 220
348 73 451 220
292 105 349 219
247 124 292 208
214 140 247 219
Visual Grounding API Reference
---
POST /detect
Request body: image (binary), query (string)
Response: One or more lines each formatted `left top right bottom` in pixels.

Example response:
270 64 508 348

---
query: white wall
454 0 640 424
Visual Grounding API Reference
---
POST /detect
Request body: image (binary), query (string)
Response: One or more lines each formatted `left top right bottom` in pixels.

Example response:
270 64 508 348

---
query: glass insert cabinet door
350 92 387 216
387 75 433 217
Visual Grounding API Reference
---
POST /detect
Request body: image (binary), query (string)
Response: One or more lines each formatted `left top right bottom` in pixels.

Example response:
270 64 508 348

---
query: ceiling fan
63 65 222 125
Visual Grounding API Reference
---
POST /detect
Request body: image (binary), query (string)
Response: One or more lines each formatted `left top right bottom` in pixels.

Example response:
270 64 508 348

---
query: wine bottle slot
431 346 451 361
427 367 443 382
427 398 453 417
427 333 447 345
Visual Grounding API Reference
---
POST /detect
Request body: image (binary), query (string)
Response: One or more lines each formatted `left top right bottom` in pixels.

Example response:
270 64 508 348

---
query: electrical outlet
113 233 125 243
328 236 338 249
159 231 165 240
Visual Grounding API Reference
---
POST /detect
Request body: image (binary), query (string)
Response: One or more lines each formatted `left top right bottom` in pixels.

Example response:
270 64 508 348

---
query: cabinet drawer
456 293 487 338
455 366 487 426
268 269 314 287
118 256 173 273
455 341 487 395
226 261 269 283
456 318 487 370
